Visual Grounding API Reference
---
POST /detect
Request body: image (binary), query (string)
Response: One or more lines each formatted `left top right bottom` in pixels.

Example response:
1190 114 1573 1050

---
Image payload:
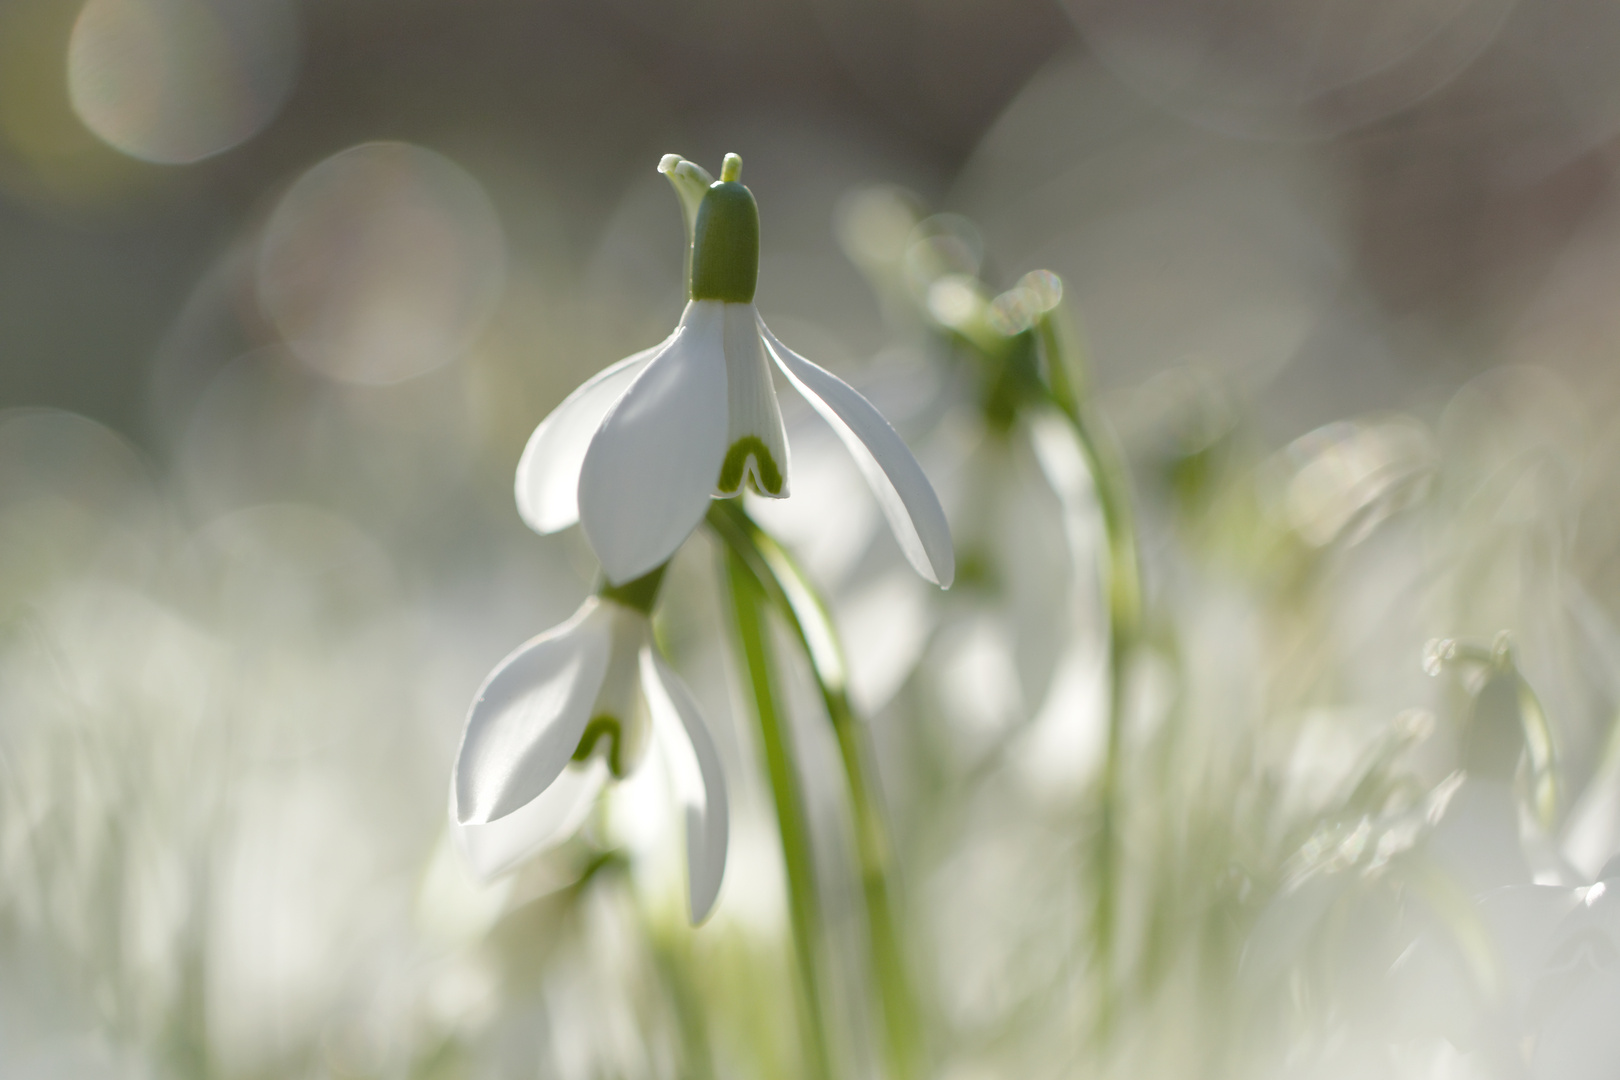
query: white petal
453 599 612 825
718 303 790 498
759 317 955 587
515 336 670 534
584 602 655 776
451 759 608 880
580 302 729 584
642 648 729 924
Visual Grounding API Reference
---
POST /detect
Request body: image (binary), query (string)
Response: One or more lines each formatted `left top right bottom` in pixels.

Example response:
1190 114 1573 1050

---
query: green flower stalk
711 500 923 1080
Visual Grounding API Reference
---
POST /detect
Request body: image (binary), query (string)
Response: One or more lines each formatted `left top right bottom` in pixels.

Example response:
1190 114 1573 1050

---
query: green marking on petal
572 714 627 778
718 436 783 496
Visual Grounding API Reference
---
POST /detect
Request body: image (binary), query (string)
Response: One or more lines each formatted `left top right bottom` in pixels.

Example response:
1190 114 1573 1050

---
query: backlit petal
760 317 955 587
643 648 729 924
451 759 608 880
580 302 728 584
515 337 670 534
453 599 612 825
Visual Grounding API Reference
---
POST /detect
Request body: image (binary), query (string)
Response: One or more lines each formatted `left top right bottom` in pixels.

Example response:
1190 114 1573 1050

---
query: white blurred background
7 1 1620 1077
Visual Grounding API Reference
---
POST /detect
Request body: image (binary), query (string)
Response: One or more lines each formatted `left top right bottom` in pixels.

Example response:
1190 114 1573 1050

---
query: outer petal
580 302 729 584
642 649 729 924
759 317 955 587
515 337 671 534
453 600 612 825
451 759 608 880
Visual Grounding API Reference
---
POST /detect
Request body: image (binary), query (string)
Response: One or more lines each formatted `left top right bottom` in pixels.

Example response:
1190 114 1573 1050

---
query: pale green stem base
724 549 836 1080
1038 312 1143 1042
712 500 921 1080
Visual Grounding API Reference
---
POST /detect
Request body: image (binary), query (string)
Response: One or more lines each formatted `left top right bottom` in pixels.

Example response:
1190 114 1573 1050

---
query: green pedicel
598 563 667 614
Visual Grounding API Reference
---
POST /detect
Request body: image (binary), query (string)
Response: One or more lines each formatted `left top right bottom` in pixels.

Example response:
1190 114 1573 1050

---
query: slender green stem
723 549 836 1080
824 705 920 1080
710 500 922 1080
1036 312 1143 1039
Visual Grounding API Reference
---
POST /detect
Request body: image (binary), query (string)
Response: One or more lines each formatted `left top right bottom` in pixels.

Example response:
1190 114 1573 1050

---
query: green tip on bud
690 170 759 303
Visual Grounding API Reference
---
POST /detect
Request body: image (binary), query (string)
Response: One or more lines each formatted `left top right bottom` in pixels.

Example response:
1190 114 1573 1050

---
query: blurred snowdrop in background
257 142 506 386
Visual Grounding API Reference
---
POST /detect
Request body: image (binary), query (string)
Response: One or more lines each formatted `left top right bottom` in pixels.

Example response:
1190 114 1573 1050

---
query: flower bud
690 157 759 303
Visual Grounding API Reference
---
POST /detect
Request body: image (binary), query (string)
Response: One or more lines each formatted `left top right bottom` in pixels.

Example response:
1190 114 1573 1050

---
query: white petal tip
599 553 670 589
758 317 955 593
450 758 609 881
686 802 727 925
452 603 612 828
643 650 729 928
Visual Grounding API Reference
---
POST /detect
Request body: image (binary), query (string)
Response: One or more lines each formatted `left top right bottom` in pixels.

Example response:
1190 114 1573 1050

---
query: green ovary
718 436 783 496
571 714 627 778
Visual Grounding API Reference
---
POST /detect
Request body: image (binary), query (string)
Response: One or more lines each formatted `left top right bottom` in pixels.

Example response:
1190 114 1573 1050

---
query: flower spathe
515 153 955 589
450 578 728 924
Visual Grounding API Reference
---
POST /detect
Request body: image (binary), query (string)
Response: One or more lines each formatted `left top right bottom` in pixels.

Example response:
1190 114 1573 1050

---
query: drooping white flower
450 571 728 923
515 153 955 588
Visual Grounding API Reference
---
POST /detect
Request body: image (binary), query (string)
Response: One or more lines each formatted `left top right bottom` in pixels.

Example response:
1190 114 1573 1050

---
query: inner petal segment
571 714 628 777
717 303 790 498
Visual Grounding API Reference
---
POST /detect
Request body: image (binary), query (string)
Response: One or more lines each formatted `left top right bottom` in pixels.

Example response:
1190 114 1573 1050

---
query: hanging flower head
451 566 728 923
514 153 955 589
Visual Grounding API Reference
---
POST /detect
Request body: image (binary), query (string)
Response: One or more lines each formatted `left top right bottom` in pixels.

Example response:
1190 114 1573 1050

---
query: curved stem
1037 312 1143 1039
710 501 921 1080
723 549 836 1080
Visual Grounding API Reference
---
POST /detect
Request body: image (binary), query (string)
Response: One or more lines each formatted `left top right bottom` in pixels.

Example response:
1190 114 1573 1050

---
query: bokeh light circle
257 142 507 386
66 0 298 164
1064 0 1516 140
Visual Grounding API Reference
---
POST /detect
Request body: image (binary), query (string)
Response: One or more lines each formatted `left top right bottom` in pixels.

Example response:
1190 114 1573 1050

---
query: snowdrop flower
450 567 728 923
515 152 954 588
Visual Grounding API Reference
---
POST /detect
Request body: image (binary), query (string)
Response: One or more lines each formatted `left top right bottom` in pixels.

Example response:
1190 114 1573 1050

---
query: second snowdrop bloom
450 568 728 923
516 153 955 589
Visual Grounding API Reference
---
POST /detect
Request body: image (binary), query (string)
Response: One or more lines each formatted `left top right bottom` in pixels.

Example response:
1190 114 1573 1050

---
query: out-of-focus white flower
450 579 727 923
1389 863 1620 1078
513 153 954 589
